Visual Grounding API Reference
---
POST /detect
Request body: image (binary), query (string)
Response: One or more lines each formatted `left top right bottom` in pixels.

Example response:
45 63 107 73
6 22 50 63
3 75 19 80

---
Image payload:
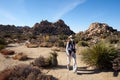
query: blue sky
0 0 120 33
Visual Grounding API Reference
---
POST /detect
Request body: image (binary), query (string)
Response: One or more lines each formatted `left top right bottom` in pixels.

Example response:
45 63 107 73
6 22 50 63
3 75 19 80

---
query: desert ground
0 43 120 80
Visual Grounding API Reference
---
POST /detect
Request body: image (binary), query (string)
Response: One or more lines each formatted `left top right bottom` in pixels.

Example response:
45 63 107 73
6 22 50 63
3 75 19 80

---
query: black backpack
68 40 76 53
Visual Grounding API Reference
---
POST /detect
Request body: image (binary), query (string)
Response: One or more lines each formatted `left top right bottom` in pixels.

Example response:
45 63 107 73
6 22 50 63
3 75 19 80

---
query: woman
66 35 77 73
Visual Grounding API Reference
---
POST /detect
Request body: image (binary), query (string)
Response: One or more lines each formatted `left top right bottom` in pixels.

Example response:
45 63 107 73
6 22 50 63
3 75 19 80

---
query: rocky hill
85 22 117 37
0 24 22 34
32 19 75 35
0 20 74 38
76 22 119 44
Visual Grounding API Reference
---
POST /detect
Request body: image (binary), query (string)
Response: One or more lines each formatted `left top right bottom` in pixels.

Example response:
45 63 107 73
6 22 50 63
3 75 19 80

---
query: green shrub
78 41 88 47
0 44 5 50
55 40 65 47
0 39 6 50
106 36 119 44
49 51 58 67
81 42 118 69
58 34 68 40
0 39 6 45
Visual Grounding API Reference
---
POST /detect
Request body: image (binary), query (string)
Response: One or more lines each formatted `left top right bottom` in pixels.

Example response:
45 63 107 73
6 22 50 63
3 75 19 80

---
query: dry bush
54 40 65 47
32 56 50 68
49 52 58 67
26 43 39 48
0 44 5 50
0 69 12 80
12 53 28 61
40 42 53 47
0 49 15 55
32 52 58 68
51 47 60 52
0 64 57 80
51 47 66 52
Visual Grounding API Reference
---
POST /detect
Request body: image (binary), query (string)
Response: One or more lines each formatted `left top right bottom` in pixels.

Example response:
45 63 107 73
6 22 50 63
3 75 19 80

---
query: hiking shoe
67 65 70 70
73 68 77 73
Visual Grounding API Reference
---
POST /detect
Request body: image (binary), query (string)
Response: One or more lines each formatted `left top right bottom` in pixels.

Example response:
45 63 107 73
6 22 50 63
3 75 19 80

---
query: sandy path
0 43 120 80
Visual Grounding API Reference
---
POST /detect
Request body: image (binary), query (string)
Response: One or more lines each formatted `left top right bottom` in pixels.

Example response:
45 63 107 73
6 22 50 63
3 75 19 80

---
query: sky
0 0 120 33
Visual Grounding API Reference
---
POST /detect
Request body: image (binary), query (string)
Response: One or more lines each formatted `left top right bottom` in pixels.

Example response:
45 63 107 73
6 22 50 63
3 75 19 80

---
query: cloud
0 0 27 24
52 0 86 21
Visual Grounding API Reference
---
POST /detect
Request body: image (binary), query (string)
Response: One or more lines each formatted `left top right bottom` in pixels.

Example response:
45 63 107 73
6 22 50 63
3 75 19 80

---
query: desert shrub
78 41 88 47
81 42 118 69
55 40 65 47
43 35 50 42
0 49 15 55
0 39 7 50
32 52 58 68
49 51 58 67
58 34 68 40
40 42 53 47
0 38 6 45
3 34 11 38
106 36 119 44
32 56 50 68
26 43 39 48
0 44 5 50
51 47 60 52
29 34 37 39
13 53 28 61
0 64 57 80
49 35 58 43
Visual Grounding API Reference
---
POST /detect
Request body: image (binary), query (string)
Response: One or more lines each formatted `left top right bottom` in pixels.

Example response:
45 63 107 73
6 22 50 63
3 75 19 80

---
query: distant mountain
32 19 75 35
0 24 22 34
0 19 74 38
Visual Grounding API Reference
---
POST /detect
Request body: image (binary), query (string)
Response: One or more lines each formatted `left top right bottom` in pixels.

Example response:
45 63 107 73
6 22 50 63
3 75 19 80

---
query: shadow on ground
76 66 120 77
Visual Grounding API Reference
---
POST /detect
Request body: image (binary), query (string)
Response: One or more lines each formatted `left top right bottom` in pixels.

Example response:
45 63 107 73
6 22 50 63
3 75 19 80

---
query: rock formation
85 22 117 37
0 19 74 38
32 19 75 35
76 22 118 44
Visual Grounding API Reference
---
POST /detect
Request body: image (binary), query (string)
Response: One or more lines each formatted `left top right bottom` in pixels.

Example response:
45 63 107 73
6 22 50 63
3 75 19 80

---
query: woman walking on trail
66 35 77 73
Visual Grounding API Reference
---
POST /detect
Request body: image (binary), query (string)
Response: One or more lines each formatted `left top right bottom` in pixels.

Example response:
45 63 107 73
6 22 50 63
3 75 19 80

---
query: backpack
68 40 76 53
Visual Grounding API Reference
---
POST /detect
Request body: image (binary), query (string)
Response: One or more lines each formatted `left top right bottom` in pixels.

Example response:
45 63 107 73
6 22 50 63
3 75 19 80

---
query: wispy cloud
52 0 86 21
0 0 27 25
0 9 17 21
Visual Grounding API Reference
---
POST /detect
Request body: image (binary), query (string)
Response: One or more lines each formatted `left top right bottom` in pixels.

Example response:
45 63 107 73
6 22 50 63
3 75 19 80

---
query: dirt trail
0 43 120 80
